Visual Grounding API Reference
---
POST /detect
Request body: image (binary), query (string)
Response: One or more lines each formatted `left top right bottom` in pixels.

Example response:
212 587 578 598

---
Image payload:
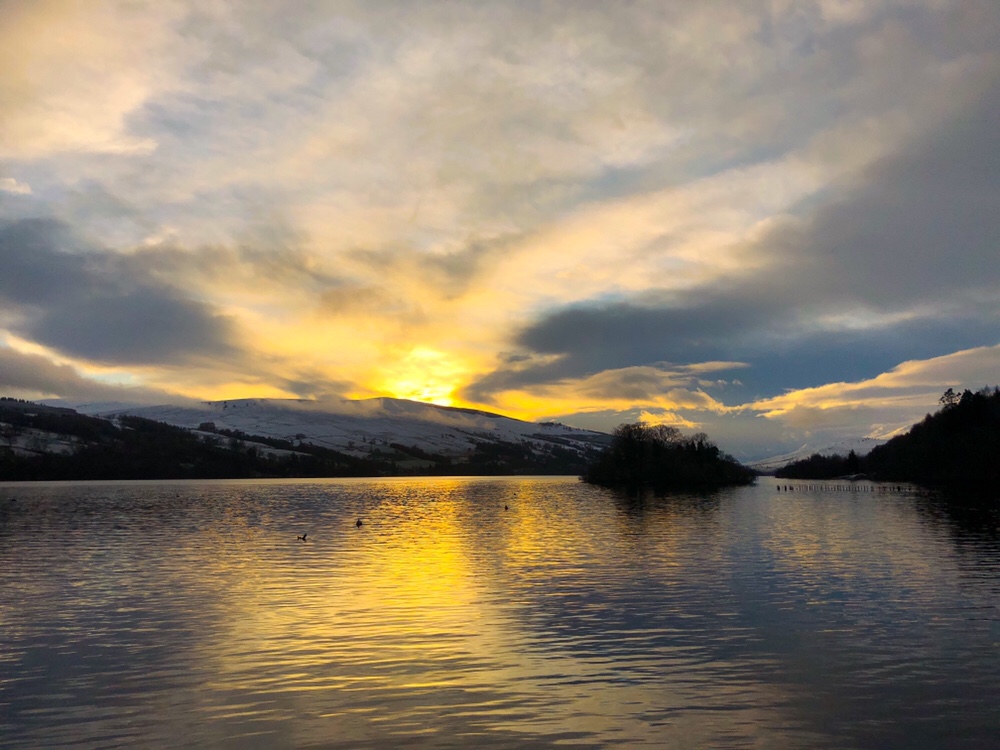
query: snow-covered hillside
750 436 888 473
55 397 611 459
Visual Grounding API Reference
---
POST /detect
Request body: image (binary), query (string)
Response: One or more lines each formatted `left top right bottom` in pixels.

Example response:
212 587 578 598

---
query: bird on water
297 533 307 541
356 518 363 528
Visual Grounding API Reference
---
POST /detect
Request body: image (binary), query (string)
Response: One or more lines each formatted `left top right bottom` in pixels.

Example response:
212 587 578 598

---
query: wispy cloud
0 177 31 195
0 0 998 456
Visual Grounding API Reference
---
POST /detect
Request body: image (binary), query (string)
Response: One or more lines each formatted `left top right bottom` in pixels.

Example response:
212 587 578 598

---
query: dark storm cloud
0 218 239 366
466 82 1000 403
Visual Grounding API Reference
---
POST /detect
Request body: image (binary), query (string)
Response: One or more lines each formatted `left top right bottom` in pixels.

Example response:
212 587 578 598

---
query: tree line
776 387 1000 492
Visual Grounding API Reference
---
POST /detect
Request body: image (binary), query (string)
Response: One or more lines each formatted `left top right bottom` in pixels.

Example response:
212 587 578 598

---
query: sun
375 347 467 406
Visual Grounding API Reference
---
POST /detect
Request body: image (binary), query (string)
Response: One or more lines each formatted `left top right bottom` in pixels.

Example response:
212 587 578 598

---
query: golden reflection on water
2 477 999 748
157 478 808 748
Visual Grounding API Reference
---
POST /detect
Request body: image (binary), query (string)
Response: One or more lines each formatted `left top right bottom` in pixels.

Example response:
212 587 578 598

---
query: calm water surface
1 476 999 748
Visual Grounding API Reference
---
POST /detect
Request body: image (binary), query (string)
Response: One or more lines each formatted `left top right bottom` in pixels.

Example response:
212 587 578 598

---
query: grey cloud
0 218 240 366
0 346 171 403
463 293 772 402
518 294 768 362
318 284 426 323
785 85 1000 304
274 370 355 401
120 212 345 294
11 1 995 301
498 352 532 364
27 287 235 365
0 219 84 304
466 81 1000 403
129 242 342 297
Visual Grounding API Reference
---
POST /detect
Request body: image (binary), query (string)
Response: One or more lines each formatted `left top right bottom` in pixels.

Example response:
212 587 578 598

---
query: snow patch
52 397 611 458
750 436 887 473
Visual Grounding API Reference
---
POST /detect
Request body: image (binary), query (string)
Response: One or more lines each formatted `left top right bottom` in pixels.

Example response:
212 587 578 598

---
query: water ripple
1 477 999 748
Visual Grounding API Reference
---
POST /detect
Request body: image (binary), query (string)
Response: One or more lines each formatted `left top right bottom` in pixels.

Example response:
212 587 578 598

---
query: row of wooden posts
775 484 907 493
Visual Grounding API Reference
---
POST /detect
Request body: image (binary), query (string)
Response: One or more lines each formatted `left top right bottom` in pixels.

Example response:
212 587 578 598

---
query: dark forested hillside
777 387 1000 493
775 450 862 480
0 402 381 480
865 387 1000 490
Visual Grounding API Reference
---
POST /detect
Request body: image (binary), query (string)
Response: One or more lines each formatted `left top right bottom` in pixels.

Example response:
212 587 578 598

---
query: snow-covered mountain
52 397 611 459
749 436 888 473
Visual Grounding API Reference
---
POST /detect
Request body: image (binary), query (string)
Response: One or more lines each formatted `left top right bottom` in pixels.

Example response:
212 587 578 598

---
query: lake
1 476 999 748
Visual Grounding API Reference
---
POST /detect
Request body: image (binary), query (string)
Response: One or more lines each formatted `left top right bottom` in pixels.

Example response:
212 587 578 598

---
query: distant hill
750 436 887 473
2 396 611 480
776 388 1000 494
53 396 609 457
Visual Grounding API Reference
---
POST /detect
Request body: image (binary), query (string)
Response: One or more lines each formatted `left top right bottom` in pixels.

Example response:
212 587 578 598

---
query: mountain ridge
3 396 612 479
45 396 611 460
749 436 887 473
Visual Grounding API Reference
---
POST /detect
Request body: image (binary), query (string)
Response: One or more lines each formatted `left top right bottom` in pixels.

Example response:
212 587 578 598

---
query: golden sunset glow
366 348 468 406
1 0 998 458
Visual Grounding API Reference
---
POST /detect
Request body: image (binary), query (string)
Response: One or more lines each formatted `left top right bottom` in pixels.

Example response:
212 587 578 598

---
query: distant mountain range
0 396 613 480
47 396 611 461
748 436 888 473
9 395 895 478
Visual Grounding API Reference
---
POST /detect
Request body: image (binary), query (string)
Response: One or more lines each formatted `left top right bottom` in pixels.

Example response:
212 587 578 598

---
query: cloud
29 289 236 366
0 0 998 447
0 218 240 366
467 362 740 431
759 82 1000 308
0 177 31 195
533 345 1000 459
0 0 177 159
0 345 175 403
751 344 1000 419
466 78 1000 407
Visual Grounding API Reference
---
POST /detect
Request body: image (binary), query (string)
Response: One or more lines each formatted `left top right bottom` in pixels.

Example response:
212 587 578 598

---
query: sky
1 0 998 459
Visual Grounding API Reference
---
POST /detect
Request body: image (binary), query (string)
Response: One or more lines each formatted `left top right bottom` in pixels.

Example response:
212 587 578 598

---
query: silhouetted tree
583 422 754 491
940 388 960 408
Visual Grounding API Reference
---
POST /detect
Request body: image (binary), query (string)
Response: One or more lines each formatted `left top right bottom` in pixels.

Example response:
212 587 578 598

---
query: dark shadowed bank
582 422 756 492
776 387 1000 497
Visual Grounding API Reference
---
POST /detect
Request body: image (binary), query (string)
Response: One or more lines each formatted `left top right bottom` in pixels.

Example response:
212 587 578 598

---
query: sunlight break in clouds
0 0 999 458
